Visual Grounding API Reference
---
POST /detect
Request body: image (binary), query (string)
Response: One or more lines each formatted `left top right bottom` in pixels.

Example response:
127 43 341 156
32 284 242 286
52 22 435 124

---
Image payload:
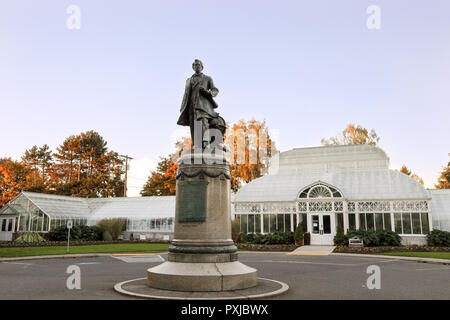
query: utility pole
120 155 133 197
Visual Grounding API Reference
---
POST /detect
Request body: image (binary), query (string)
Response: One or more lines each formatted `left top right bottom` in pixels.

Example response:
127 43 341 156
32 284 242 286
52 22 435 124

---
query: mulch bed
237 243 298 252
333 245 450 254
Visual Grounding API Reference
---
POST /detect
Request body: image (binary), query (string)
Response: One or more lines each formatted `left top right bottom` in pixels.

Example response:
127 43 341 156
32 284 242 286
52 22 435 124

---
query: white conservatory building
233 145 443 246
1 145 449 245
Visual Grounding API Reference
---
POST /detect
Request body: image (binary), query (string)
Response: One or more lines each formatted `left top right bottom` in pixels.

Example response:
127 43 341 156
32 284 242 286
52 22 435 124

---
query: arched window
298 184 343 199
309 185 332 198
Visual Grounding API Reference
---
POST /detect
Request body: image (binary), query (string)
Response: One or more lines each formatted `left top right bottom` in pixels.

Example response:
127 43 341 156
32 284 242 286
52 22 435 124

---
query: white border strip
114 277 289 300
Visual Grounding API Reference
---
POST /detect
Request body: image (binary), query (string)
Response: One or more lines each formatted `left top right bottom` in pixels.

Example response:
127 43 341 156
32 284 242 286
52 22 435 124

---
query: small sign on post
67 220 73 253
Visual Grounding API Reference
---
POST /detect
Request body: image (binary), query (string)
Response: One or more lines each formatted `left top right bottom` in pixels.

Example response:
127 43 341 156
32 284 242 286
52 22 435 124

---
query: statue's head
192 59 203 73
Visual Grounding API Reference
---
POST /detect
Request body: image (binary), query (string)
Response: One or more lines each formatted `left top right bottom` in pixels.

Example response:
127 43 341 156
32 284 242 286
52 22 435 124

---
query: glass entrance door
310 213 334 245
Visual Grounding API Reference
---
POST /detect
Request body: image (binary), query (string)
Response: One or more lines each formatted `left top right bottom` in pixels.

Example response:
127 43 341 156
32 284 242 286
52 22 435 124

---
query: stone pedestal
147 150 258 292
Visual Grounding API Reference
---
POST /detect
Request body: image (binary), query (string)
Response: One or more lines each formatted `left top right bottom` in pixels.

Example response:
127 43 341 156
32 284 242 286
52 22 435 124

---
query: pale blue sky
0 1 449 195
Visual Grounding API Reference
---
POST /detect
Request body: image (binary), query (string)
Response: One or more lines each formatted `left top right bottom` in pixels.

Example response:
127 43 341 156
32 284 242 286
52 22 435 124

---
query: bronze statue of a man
177 59 225 150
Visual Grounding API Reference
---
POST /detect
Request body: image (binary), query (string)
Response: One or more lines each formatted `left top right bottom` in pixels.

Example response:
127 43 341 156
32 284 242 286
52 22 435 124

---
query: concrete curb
330 253 450 265
2 251 448 265
0 250 281 262
0 252 169 262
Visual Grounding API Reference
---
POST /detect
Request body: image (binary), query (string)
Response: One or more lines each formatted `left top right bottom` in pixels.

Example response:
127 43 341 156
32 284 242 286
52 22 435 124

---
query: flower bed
333 245 450 254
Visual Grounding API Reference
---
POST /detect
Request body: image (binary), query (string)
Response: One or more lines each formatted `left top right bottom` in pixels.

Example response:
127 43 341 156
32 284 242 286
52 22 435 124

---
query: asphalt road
0 252 449 300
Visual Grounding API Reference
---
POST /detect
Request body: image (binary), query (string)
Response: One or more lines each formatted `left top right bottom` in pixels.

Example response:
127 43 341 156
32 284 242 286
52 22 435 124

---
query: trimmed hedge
237 232 295 245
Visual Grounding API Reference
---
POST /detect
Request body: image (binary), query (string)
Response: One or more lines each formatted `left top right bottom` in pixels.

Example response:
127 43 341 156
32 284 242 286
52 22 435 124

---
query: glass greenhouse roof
0 192 175 220
236 146 430 203
88 196 175 220
234 169 430 202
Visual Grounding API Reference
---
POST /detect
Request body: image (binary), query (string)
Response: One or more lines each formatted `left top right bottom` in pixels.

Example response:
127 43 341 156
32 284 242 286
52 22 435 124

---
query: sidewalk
288 245 336 256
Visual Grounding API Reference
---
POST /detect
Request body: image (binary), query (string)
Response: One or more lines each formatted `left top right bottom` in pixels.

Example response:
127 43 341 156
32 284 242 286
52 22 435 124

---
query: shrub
48 226 74 241
265 232 294 244
102 230 113 241
346 229 402 246
96 218 126 240
47 225 102 241
376 230 402 246
333 226 347 246
294 224 304 245
80 225 102 241
304 232 311 245
346 230 378 246
427 230 450 247
237 233 248 243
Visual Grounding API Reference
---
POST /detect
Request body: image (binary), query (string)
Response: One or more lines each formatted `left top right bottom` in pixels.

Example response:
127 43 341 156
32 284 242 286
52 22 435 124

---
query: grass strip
0 243 170 258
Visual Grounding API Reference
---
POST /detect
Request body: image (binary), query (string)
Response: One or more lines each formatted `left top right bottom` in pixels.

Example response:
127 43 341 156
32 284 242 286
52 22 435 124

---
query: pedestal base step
115 277 289 300
147 261 257 292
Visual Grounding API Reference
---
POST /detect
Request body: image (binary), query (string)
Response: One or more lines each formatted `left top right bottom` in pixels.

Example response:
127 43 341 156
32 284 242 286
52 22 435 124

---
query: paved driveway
0 252 448 299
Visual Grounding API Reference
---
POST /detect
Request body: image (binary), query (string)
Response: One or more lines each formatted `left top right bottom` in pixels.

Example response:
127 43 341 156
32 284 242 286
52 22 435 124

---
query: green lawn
380 252 450 260
0 243 170 258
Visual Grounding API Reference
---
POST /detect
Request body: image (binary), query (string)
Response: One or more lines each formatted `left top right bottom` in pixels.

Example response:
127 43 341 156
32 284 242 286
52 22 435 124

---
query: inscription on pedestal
178 180 209 223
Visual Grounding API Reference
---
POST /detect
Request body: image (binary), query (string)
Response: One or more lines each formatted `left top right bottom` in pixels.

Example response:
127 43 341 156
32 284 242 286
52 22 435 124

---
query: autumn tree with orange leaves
140 156 177 196
0 158 29 207
399 165 424 185
321 124 380 146
225 119 276 191
435 156 450 189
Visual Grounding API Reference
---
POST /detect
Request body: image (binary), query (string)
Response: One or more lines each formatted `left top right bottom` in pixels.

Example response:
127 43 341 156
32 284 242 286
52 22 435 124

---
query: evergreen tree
52 131 124 197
